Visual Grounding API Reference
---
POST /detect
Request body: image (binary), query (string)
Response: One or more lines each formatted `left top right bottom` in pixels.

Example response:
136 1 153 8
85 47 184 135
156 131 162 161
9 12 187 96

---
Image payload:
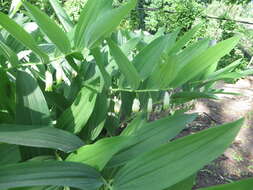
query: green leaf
133 35 170 80
0 124 84 153
107 39 141 89
48 0 74 32
120 112 147 136
81 91 109 141
171 91 218 104
146 55 178 89
197 177 253 190
112 119 244 190
74 0 112 49
0 144 21 164
86 0 137 48
207 59 241 80
121 37 141 55
91 48 111 89
165 175 196 190
0 12 48 63
170 36 240 87
0 70 15 117
169 24 202 55
0 38 19 67
107 114 196 168
23 1 71 54
75 0 137 49
0 161 104 190
67 136 131 171
16 70 51 125
57 87 97 134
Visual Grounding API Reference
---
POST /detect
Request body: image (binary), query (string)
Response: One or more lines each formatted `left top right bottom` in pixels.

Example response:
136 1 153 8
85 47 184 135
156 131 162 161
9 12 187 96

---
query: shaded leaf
57 87 97 134
0 124 84 153
113 119 243 190
107 39 141 89
67 136 131 171
23 1 71 54
0 12 48 63
0 161 104 190
48 0 74 32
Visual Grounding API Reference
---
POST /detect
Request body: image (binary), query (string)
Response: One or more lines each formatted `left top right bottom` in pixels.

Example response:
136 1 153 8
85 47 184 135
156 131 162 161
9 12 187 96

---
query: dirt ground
187 77 253 188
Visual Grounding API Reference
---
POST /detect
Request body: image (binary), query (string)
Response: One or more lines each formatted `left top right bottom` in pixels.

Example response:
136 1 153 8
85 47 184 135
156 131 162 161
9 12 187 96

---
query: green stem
110 87 172 93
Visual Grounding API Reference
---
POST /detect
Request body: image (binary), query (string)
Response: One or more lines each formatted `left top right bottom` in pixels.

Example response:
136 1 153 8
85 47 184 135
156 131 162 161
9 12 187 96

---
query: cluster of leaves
145 0 204 33
0 0 253 190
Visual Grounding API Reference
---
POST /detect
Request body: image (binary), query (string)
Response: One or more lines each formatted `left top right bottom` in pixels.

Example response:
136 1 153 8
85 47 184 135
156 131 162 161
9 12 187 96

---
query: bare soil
188 77 253 188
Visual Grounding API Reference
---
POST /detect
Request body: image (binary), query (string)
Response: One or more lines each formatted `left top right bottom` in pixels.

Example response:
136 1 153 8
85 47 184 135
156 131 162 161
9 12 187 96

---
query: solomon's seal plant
0 0 253 190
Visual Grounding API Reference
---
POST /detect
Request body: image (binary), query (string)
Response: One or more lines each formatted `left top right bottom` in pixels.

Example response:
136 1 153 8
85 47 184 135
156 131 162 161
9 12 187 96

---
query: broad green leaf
121 37 141 55
0 124 84 153
107 39 141 89
165 175 196 190
148 38 209 89
91 48 111 88
48 0 74 32
133 35 170 80
74 0 113 49
0 13 48 63
85 0 137 48
0 161 104 190
16 70 51 125
67 136 131 171
171 91 218 104
121 112 147 136
113 119 243 190
0 36 19 67
169 24 202 55
81 92 109 141
57 87 97 134
147 55 178 89
107 114 196 168
23 1 71 54
11 186 60 190
0 144 21 164
0 70 15 117
207 59 241 80
170 36 240 87
164 29 180 53
176 39 210 69
197 177 253 190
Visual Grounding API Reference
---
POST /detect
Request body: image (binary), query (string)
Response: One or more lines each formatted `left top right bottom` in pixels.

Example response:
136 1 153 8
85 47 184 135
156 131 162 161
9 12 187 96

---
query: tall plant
0 0 253 189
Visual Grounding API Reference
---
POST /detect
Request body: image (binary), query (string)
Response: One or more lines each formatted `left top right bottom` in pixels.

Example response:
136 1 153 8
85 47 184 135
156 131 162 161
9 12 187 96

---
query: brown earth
188 77 253 188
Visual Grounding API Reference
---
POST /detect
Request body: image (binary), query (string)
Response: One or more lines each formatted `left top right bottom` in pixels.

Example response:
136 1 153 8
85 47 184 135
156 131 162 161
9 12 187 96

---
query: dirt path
191 77 253 188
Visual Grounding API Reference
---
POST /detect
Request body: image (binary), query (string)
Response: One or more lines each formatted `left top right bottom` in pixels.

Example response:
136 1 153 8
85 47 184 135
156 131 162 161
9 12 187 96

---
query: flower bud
163 92 170 110
72 70 77 78
56 65 63 85
147 98 153 113
45 70 53 92
114 99 122 114
132 98 140 113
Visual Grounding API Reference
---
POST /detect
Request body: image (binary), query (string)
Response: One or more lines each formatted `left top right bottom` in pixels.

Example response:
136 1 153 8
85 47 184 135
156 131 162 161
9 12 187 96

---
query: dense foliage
0 0 253 190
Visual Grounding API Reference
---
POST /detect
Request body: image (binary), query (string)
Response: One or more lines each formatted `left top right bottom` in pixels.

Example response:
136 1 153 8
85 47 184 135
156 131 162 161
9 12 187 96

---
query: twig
203 15 253 25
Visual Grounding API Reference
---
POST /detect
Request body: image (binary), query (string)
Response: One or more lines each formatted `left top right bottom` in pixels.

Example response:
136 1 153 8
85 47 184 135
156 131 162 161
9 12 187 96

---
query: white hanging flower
114 99 122 114
147 98 153 113
72 70 78 78
132 98 140 113
163 92 170 110
56 65 63 85
45 70 53 92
